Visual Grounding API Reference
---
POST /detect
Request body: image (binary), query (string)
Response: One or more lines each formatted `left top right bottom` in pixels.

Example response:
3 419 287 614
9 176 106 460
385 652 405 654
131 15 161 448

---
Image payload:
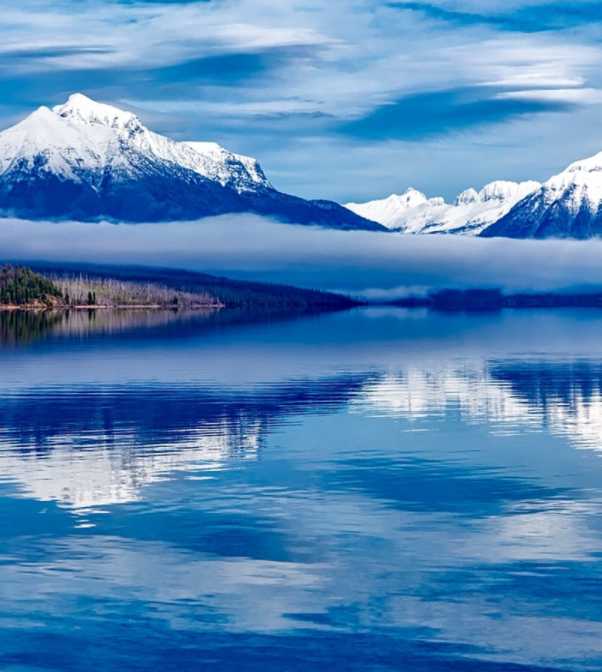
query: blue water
2 307 602 671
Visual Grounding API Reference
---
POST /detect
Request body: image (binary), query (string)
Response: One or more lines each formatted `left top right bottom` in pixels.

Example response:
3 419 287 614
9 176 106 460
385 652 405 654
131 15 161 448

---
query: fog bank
2 215 602 296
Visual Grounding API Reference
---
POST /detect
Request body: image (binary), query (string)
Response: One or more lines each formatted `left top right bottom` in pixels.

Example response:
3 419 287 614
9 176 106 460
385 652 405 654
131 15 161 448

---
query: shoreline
0 303 225 313
384 288 602 312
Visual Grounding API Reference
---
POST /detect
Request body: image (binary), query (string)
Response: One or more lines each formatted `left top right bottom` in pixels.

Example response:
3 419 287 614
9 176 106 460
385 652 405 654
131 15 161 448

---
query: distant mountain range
3 93 602 239
347 149 602 239
345 181 541 235
0 94 383 231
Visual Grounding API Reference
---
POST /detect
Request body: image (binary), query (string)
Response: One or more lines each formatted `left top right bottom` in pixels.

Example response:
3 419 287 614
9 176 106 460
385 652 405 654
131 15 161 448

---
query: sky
2 0 602 203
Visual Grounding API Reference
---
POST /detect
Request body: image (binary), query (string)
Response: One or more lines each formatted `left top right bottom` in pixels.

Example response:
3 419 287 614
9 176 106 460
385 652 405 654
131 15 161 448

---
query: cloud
496 88 602 105
388 1 602 32
338 87 569 141
4 216 602 296
2 0 602 204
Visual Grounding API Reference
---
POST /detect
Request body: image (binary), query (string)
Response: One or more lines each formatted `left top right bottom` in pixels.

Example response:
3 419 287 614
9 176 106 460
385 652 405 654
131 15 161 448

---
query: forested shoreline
0 265 63 309
1 263 360 312
0 264 222 310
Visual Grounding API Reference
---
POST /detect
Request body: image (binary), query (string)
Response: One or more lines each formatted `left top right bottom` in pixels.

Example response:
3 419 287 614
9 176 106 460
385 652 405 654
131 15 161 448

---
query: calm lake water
2 307 602 671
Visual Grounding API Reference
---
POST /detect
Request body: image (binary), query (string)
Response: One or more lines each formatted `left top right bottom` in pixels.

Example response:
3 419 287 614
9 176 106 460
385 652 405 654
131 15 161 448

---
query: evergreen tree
0 264 62 306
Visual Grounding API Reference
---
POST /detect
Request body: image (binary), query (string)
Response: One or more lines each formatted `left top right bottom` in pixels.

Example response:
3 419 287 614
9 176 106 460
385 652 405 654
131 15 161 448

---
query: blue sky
3 0 602 202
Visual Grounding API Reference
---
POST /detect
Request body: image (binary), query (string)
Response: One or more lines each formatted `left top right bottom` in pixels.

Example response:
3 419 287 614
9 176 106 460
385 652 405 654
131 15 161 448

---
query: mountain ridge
480 150 602 239
345 180 541 235
0 94 384 231
346 144 602 239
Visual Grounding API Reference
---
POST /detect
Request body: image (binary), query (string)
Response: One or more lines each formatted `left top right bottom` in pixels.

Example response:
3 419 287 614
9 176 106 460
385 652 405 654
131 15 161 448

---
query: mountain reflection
352 360 602 453
4 358 602 510
5 308 602 511
0 377 369 508
4 308 602 671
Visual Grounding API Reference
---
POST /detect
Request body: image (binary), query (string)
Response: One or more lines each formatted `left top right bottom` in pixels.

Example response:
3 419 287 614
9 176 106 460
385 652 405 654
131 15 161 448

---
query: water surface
1 307 602 671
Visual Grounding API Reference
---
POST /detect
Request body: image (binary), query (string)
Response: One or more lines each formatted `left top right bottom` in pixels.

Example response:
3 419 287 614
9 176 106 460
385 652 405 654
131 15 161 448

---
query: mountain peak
481 155 602 239
52 93 142 133
455 188 478 206
566 149 602 174
0 94 383 230
397 188 428 206
346 179 541 235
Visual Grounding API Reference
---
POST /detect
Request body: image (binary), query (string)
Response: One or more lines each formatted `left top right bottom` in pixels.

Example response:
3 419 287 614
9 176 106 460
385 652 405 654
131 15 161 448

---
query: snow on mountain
0 97 254 191
481 151 602 239
55 94 272 192
184 141 271 190
0 93 383 230
345 180 541 235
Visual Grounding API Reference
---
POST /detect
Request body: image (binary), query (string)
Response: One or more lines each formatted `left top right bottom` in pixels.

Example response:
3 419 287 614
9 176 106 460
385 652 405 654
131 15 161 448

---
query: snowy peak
481 151 602 239
53 93 142 134
542 151 602 210
185 141 271 190
455 188 478 206
395 187 429 207
0 93 382 230
0 93 271 193
479 180 540 203
345 180 541 235
565 149 602 175
0 102 125 181
345 188 428 230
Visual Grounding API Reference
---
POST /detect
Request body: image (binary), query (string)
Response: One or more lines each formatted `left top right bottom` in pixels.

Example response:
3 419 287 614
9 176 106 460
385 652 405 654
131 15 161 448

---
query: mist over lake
3 216 602 297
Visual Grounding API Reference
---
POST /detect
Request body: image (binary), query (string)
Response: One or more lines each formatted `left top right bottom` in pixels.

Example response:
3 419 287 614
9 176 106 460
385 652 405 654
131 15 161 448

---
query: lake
1 307 602 671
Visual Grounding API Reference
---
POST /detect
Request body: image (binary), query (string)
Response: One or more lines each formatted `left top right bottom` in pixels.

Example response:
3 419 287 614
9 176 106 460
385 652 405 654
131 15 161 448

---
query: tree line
56 275 217 308
2 262 360 312
0 264 63 306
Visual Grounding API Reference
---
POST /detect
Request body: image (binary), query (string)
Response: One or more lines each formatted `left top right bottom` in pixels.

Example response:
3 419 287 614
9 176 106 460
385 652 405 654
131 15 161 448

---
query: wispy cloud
388 1 602 32
338 86 570 141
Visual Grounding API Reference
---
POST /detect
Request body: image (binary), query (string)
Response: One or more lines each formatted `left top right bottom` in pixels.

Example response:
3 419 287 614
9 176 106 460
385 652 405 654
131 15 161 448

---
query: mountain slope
481 151 602 239
346 180 540 235
0 94 384 231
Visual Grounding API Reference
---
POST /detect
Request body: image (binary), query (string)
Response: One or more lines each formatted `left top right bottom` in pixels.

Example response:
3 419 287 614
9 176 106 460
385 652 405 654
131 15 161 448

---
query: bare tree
53 275 221 308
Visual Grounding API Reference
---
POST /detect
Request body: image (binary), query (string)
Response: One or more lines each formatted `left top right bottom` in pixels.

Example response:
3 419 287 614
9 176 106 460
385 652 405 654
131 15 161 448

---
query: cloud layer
4 216 602 296
2 1 602 203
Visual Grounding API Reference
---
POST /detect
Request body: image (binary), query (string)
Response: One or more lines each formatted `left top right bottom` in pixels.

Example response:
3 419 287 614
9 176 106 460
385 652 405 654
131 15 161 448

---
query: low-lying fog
2 215 602 297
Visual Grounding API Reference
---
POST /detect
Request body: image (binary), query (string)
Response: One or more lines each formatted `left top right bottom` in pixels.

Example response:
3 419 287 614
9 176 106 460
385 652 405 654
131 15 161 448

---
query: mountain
0 94 384 230
481 151 602 239
345 180 540 235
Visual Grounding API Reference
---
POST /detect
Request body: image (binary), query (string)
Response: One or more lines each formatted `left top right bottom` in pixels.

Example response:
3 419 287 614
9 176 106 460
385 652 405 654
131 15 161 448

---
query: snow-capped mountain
0 93 383 230
481 151 602 239
345 180 541 235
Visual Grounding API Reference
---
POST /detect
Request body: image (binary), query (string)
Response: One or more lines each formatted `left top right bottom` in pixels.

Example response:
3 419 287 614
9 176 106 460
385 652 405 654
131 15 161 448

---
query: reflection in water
0 376 367 508
0 306 347 346
0 307 208 346
0 309 65 346
353 361 602 453
2 308 602 671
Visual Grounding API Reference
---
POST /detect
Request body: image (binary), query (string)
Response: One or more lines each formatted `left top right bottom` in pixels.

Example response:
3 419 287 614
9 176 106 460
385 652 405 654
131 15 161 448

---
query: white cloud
497 87 602 104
